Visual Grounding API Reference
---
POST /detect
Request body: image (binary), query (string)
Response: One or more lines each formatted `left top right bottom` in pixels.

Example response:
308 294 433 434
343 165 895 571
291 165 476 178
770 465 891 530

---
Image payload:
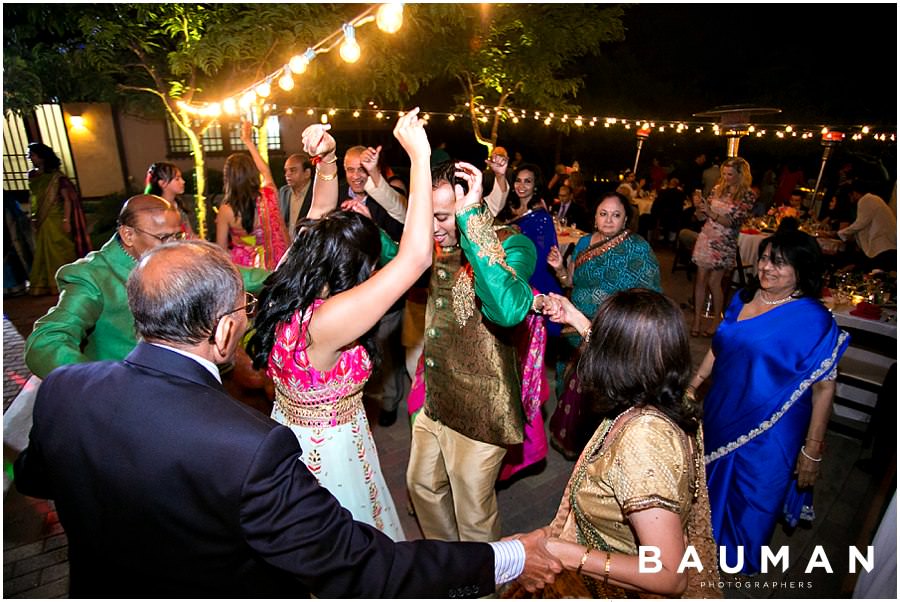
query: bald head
117 194 183 260
128 240 242 345
118 194 178 228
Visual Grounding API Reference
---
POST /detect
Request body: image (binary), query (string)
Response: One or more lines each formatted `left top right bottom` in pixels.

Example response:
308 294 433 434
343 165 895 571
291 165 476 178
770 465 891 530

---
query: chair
830 324 897 439
723 251 754 306
671 231 696 281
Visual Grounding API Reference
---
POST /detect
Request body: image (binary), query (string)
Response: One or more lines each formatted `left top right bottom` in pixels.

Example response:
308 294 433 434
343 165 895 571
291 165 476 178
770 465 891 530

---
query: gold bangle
603 551 611 585
320 153 337 164
577 547 591 574
316 170 337 182
579 327 592 343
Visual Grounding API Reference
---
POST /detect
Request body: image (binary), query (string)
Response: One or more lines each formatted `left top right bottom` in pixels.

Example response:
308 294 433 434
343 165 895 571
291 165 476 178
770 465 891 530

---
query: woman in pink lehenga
247 111 435 539
216 121 290 270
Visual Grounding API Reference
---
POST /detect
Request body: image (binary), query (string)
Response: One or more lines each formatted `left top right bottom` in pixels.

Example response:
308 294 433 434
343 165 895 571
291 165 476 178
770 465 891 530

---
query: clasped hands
503 527 564 592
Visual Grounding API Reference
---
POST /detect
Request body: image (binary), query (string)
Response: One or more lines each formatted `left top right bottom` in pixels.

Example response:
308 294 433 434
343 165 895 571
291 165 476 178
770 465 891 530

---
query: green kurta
26 235 269 379
381 205 537 446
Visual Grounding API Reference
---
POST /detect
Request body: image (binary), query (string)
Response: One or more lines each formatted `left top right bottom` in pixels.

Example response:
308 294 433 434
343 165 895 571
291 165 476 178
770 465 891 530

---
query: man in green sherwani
25 195 268 378
385 160 537 542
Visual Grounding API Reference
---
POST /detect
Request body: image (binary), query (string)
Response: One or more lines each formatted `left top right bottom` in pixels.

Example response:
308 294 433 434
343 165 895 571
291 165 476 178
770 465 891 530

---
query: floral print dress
691 187 755 270
267 299 405 540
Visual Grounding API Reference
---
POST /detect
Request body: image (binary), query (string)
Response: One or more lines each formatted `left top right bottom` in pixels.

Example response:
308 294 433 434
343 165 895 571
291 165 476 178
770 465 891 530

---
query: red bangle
311 153 336 167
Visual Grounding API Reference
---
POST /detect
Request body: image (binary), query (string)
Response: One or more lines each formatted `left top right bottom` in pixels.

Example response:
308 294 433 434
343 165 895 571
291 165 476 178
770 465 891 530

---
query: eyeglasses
207 292 257 344
131 226 186 244
226 291 258 318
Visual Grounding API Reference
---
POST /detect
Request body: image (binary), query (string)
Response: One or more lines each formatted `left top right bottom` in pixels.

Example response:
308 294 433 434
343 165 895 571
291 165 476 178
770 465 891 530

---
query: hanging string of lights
262 104 896 145
172 2 893 145
175 3 404 118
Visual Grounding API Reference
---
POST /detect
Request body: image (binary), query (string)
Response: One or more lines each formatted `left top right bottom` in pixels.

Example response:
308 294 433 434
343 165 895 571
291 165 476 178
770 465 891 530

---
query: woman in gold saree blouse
536 289 720 598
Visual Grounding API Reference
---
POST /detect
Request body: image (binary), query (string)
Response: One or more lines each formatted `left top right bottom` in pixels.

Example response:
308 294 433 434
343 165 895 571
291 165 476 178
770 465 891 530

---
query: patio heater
810 130 844 218
632 126 652 174
694 105 782 157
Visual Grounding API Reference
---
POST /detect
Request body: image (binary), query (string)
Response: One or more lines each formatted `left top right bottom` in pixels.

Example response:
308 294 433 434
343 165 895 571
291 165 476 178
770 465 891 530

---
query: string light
264 102 893 145
278 72 295 91
339 24 361 63
376 2 404 33
176 4 402 115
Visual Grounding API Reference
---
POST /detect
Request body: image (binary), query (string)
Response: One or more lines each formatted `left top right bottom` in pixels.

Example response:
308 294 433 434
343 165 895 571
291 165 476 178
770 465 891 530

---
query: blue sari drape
512 209 563 336
703 295 849 574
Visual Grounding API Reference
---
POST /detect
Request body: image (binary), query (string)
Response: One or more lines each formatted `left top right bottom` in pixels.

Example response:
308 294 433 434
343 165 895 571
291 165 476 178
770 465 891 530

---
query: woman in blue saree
689 227 849 575
501 163 564 336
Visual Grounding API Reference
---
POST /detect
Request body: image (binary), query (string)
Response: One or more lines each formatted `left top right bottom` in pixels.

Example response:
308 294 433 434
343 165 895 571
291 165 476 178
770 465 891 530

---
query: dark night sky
407 3 897 179
582 3 897 126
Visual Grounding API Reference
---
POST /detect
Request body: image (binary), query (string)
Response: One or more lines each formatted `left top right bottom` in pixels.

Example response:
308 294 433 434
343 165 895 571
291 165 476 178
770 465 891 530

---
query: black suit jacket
14 343 494 598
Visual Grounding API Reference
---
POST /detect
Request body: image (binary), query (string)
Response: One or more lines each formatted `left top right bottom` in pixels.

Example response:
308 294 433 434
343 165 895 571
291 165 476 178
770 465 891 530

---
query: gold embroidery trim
451 267 476 327
274 384 363 428
463 209 514 274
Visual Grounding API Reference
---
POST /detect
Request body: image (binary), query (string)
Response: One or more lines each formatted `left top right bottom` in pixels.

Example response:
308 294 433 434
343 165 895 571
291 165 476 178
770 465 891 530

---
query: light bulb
376 3 403 34
278 73 295 91
223 98 238 115
255 82 271 98
289 55 308 74
208 103 222 117
340 24 360 63
239 91 256 110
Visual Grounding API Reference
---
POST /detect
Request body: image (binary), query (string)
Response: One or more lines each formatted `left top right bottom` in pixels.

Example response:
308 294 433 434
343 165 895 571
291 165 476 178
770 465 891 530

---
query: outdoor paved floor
2 245 895 598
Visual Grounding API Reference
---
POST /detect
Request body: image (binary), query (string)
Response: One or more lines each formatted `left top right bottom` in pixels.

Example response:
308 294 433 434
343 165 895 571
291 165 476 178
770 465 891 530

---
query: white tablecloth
832 305 898 339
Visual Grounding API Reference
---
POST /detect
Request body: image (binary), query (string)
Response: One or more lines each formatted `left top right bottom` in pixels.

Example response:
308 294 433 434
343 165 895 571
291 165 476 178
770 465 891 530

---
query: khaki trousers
406 412 507 542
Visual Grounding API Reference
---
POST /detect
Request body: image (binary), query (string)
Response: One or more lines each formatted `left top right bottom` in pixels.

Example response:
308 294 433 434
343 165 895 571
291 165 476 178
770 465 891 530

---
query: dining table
556 225 587 249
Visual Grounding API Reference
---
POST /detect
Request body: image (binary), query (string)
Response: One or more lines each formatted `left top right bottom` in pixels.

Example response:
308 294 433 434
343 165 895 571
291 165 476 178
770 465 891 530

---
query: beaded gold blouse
547 406 721 598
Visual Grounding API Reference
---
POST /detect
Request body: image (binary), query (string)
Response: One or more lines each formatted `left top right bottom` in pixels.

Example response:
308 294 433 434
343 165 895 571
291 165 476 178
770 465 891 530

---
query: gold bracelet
577 547 591 574
320 153 337 164
579 326 592 344
316 170 337 182
603 551 611 585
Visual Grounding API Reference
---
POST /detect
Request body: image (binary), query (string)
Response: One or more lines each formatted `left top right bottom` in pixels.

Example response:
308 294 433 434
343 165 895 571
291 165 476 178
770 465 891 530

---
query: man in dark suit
13 240 561 598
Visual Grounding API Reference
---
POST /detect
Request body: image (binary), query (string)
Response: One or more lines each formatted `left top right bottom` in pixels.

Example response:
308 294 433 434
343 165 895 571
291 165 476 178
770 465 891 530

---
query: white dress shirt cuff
489 539 526 584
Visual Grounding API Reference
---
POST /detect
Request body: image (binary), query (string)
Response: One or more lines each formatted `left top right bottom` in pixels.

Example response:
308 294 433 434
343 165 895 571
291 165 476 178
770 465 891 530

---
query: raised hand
240 121 254 145
547 245 563 271
392 107 431 162
507 528 563 592
485 151 508 178
360 145 382 176
452 161 484 213
301 123 335 157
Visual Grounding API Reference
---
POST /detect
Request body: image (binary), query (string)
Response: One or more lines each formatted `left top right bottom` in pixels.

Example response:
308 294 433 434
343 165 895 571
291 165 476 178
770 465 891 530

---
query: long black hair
577 289 699 433
498 163 546 222
247 210 383 371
